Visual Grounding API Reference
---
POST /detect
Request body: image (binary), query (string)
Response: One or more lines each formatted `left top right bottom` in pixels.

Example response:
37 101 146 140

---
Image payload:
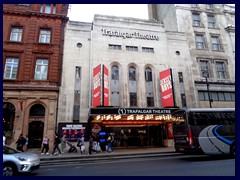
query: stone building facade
3 4 69 148
148 4 235 108
58 15 194 147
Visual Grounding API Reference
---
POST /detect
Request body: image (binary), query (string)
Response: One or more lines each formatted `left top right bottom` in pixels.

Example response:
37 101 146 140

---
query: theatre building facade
58 15 194 147
59 11 234 147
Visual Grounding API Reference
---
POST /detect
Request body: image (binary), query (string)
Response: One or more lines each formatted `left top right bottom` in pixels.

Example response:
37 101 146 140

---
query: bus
172 108 235 157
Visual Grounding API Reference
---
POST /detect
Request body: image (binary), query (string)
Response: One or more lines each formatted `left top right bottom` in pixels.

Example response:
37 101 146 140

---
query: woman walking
41 135 49 155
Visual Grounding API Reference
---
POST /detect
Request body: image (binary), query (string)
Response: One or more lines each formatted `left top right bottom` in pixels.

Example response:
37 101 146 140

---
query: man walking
88 135 96 155
51 134 62 156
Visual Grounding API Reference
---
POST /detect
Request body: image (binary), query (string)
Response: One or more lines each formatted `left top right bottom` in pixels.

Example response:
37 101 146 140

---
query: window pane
111 65 119 80
34 59 48 80
130 93 137 106
39 29 51 43
218 92 225 101
129 67 136 81
147 97 154 107
230 93 235 101
211 92 218 101
145 67 152 82
200 61 210 77
10 27 22 41
198 92 205 100
45 4 51 13
211 36 221 51
4 58 19 79
216 62 226 79
196 35 205 49
224 92 231 101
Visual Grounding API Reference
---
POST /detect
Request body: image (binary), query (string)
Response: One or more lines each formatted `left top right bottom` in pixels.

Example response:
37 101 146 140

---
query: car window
3 146 21 154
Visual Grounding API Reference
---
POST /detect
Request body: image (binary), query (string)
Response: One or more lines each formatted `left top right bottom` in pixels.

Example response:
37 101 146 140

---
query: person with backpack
16 134 26 152
51 134 62 156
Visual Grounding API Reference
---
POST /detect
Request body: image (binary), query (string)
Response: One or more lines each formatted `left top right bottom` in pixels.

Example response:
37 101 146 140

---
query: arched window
145 67 152 82
111 65 119 80
129 66 136 81
29 104 45 116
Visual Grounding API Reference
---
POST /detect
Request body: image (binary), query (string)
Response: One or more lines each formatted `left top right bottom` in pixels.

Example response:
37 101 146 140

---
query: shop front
89 107 178 148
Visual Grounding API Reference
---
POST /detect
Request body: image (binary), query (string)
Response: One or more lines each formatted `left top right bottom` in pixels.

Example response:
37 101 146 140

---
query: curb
40 151 178 163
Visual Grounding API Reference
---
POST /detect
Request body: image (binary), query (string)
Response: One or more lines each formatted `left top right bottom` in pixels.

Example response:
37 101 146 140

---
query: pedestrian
51 134 62 156
24 135 28 151
41 135 49 155
77 135 85 154
106 134 114 152
16 134 26 152
61 134 67 153
88 135 96 155
3 133 6 145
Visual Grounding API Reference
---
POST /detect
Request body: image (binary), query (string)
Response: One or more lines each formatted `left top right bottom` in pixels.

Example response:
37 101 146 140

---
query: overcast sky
68 4 149 22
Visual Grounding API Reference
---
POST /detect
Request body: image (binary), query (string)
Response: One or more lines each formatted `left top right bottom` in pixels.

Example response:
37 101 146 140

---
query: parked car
3 145 40 176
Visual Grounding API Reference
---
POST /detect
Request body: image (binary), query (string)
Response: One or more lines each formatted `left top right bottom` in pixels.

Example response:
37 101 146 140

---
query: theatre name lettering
102 29 159 41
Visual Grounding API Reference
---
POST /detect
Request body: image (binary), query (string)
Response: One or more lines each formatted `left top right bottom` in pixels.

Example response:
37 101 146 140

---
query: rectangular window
109 44 122 50
4 57 19 79
142 47 154 53
75 66 81 91
211 36 222 51
147 97 154 107
198 91 235 101
34 59 48 80
216 62 226 79
199 60 210 78
10 27 23 42
130 93 137 107
192 14 201 26
45 4 51 13
178 72 183 82
208 15 216 28
39 29 51 43
206 4 213 10
40 4 56 14
195 34 206 49
126 46 138 51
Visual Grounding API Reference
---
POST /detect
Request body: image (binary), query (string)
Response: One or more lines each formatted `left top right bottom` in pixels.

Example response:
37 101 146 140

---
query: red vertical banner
103 65 109 106
160 68 175 108
92 64 101 107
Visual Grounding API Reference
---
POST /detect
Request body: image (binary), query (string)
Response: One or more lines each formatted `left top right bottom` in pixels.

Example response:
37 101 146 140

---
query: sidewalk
30 147 176 161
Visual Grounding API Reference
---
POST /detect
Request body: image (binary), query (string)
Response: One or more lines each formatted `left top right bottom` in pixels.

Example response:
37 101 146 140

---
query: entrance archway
28 121 44 148
28 104 45 148
3 102 15 142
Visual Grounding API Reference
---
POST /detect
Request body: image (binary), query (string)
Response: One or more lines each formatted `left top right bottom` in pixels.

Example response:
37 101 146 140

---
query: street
27 154 235 176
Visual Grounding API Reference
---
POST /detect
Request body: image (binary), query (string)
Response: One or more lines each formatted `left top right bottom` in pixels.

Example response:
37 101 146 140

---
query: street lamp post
203 72 212 108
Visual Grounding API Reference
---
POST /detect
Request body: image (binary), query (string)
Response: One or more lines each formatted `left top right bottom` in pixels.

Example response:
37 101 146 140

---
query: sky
68 4 149 22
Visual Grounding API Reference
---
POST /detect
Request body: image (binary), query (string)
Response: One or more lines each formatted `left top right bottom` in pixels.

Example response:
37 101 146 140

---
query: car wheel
230 144 235 158
3 163 17 176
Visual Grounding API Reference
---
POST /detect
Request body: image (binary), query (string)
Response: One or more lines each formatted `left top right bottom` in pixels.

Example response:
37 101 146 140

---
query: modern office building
3 4 69 148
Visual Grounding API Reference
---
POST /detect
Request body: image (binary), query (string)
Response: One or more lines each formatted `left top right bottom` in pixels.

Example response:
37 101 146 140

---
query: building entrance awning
89 107 179 125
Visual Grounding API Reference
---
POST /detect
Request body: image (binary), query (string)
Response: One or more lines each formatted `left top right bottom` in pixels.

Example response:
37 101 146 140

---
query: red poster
160 68 174 108
92 64 101 107
103 65 109 106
